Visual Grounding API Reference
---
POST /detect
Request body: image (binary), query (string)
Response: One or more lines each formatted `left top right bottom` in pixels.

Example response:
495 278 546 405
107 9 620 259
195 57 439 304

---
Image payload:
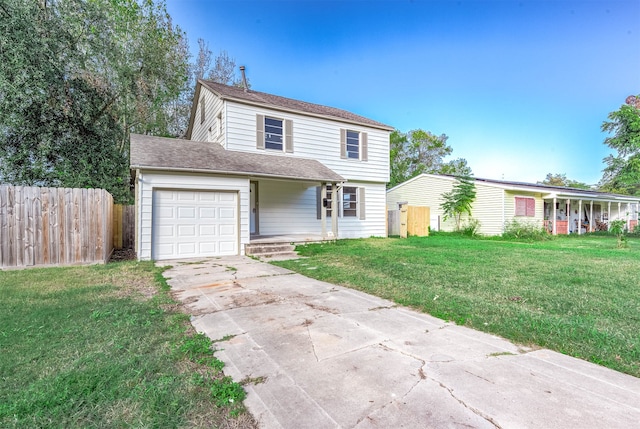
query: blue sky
166 0 640 185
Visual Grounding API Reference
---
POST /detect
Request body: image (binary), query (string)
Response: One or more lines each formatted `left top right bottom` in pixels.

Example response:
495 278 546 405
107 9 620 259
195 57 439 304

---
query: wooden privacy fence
113 204 135 250
388 205 430 238
0 185 114 269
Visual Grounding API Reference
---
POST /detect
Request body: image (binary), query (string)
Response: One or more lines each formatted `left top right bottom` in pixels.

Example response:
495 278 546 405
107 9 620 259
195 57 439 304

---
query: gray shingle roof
199 80 393 130
130 134 345 182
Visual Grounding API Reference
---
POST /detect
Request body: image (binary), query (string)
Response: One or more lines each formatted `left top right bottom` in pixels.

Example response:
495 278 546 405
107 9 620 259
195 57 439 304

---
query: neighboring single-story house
131 79 393 260
386 174 640 235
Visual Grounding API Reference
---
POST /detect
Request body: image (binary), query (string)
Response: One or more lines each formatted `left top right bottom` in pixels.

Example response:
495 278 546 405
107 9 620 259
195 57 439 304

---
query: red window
515 197 535 217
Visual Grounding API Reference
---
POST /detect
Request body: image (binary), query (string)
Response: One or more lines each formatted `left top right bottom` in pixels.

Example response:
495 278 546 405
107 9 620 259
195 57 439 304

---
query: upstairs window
200 98 206 124
515 197 535 217
340 129 368 161
256 114 293 152
264 117 283 150
346 131 360 159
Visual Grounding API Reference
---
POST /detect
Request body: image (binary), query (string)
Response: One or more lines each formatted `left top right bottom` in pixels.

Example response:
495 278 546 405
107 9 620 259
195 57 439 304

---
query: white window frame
264 116 284 151
346 130 360 160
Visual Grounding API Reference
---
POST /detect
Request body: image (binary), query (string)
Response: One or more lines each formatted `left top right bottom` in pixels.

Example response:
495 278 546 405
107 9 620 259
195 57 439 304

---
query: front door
250 181 258 235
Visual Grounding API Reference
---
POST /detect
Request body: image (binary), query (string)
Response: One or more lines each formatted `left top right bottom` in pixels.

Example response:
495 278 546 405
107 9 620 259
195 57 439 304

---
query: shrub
609 219 628 248
502 219 550 241
460 218 481 236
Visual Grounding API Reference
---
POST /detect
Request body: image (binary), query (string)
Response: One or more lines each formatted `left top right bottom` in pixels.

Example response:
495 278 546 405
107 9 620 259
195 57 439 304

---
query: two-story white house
130 79 393 260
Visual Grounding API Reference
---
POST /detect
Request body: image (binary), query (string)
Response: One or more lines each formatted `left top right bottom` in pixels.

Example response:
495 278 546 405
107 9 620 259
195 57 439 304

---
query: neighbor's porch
543 197 639 235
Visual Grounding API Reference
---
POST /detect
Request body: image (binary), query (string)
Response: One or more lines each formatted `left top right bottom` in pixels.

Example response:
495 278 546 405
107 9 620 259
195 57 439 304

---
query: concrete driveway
160 256 640 429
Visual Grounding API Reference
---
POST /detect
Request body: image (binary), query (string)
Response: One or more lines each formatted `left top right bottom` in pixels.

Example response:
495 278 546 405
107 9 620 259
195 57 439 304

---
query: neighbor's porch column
578 200 582 235
589 201 593 232
608 201 612 230
331 183 338 238
321 182 327 238
566 199 570 234
552 197 557 235
618 202 622 226
626 203 631 230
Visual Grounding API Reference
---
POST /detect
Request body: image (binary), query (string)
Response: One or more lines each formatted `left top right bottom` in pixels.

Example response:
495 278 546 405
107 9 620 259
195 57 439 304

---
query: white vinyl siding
224 103 389 183
136 171 249 260
191 90 225 145
256 180 385 238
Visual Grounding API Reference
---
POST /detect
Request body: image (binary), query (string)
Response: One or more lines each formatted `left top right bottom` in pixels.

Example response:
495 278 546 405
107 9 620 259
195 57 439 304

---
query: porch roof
130 134 345 183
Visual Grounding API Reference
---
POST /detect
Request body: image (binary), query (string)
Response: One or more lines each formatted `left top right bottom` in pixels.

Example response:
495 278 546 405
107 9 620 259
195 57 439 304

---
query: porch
543 196 639 235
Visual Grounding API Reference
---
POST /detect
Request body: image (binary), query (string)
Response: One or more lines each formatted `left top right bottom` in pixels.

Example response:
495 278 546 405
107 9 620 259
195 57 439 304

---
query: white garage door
152 190 238 260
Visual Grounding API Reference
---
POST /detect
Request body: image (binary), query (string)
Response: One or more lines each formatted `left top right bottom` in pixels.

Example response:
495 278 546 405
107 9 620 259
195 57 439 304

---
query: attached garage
152 189 238 260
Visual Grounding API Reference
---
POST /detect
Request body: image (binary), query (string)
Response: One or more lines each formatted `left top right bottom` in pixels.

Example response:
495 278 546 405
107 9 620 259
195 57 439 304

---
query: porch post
608 202 611 230
589 201 593 232
331 183 338 238
566 199 570 234
618 202 621 226
320 182 327 238
578 200 582 235
552 197 557 235
626 203 630 230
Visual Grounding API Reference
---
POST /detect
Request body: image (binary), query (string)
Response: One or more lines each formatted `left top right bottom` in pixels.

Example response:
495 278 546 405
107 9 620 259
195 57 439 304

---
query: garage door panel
178 207 196 218
178 225 196 237
178 192 196 201
199 225 216 236
219 224 235 236
219 207 235 219
153 190 238 260
199 207 216 218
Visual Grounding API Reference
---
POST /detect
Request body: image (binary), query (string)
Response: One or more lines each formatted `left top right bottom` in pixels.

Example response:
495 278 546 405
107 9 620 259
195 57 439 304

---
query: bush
460 218 481 236
502 219 550 241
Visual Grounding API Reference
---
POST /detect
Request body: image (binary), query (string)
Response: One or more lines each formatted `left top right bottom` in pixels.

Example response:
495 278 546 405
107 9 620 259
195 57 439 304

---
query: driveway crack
435 381 502 429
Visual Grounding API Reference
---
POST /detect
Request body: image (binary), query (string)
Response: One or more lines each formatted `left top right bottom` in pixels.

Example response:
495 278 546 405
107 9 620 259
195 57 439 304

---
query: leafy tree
538 173 591 190
599 95 640 196
193 38 246 87
389 129 472 188
440 176 477 231
0 0 190 202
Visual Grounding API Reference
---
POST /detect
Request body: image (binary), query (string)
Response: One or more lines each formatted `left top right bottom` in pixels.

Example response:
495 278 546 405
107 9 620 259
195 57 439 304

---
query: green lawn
274 234 640 377
0 261 256 428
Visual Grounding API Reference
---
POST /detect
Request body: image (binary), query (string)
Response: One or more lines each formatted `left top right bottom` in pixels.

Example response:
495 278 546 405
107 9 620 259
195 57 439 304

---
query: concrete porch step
245 242 296 257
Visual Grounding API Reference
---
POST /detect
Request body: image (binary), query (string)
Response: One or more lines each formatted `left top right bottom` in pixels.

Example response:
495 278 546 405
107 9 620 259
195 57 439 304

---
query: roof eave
130 164 345 183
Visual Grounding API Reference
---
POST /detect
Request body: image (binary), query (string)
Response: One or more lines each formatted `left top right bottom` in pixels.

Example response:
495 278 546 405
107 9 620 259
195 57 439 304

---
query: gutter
130 165 346 184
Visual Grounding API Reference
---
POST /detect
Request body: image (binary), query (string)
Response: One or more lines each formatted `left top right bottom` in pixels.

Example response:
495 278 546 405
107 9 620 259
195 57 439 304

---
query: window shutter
361 132 368 161
358 187 366 220
256 114 264 149
340 128 346 159
200 99 206 124
316 186 321 219
515 197 525 216
526 198 535 217
285 119 293 153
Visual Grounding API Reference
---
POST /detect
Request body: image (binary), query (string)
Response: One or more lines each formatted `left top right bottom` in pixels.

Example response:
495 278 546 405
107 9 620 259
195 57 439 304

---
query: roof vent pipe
239 65 248 92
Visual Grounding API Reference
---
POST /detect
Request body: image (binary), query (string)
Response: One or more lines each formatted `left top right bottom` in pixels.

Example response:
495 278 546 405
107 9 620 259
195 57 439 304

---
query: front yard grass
274 234 640 377
0 261 257 428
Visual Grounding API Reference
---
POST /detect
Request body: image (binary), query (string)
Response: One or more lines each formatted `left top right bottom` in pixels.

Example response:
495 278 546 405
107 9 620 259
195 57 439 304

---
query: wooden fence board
112 204 135 250
388 205 431 238
0 185 115 269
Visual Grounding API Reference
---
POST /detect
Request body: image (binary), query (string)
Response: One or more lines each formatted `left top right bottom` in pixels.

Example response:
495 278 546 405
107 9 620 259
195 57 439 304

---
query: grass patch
274 234 640 377
0 261 256 428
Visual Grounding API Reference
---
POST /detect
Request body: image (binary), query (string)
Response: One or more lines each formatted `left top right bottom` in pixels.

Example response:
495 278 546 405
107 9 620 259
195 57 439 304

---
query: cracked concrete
161 256 640 429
